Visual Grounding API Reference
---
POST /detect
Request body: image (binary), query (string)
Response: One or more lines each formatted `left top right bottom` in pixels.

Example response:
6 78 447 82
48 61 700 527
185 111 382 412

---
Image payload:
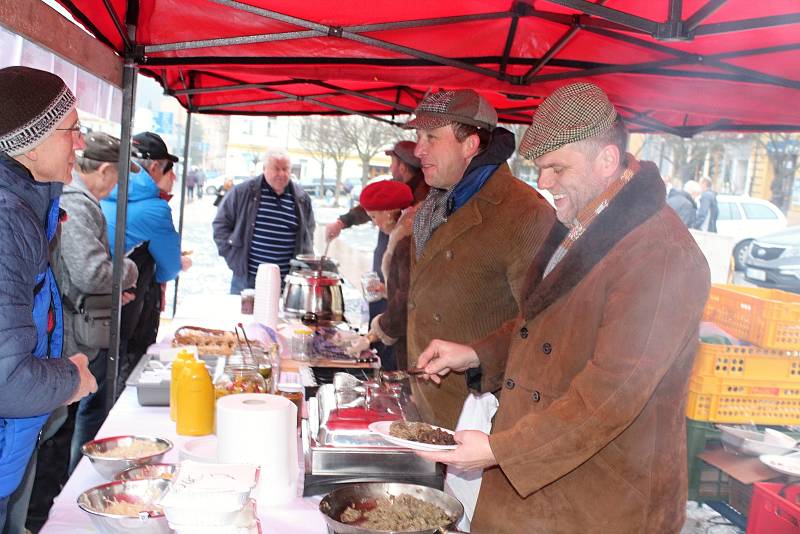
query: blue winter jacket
101 166 182 283
0 154 78 498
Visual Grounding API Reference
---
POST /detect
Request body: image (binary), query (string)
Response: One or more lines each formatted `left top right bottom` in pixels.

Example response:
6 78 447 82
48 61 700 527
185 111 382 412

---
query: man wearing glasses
101 132 191 384
0 66 97 529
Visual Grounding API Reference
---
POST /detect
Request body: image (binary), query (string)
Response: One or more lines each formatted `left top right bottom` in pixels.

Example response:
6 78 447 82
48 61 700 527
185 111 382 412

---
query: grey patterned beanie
0 66 76 156
520 83 617 161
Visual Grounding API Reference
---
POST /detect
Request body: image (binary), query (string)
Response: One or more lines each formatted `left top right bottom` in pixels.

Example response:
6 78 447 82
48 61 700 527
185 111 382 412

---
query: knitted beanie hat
0 66 76 156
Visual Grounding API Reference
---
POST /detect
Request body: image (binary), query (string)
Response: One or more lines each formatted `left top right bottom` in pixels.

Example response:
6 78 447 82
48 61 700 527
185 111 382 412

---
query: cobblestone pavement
164 194 743 533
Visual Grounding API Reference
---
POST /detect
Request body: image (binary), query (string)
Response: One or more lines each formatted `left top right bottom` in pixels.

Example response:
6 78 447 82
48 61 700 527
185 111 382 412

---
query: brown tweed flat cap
403 89 497 131
520 83 617 161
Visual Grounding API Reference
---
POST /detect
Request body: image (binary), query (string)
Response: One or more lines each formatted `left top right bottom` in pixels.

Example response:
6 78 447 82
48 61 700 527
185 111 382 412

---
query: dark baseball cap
132 131 178 162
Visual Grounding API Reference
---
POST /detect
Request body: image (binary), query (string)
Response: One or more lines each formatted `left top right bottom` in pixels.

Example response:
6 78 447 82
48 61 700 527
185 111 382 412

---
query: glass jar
213 351 268 399
250 346 274 393
291 327 313 361
277 382 304 427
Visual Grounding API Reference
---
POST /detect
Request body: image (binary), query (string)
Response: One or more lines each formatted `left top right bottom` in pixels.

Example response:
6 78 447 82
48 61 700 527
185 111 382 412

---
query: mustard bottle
170 350 195 421
176 359 214 436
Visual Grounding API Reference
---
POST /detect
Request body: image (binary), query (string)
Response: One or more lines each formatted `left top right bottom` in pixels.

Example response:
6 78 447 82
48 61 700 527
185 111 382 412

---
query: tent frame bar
107 54 138 408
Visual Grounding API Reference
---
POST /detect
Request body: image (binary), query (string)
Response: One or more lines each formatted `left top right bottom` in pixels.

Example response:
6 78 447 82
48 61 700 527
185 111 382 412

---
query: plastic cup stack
253 263 280 329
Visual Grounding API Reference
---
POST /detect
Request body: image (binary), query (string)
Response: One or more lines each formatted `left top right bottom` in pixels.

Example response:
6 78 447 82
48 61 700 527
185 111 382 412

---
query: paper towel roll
216 393 298 506
253 263 281 329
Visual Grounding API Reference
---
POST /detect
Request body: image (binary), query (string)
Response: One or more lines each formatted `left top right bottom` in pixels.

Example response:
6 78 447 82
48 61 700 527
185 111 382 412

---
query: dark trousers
230 272 256 294
0 496 8 532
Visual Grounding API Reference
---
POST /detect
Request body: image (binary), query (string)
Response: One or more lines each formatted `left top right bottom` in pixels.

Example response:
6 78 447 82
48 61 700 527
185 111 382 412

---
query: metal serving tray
126 352 224 406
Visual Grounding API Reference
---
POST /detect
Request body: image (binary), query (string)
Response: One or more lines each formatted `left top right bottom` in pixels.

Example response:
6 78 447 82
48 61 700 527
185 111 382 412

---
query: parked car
299 177 355 198
715 195 788 270
349 174 392 205
744 226 800 294
204 174 249 196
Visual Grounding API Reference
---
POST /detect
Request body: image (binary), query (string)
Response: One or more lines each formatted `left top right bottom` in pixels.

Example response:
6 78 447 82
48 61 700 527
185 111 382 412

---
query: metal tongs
233 323 255 365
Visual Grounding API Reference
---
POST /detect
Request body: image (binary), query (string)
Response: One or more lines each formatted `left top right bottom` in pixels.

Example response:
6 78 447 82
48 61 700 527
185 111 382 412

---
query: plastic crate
747 482 800 533
686 388 800 425
691 343 800 382
686 418 729 502
703 285 800 350
689 375 800 400
730 478 754 518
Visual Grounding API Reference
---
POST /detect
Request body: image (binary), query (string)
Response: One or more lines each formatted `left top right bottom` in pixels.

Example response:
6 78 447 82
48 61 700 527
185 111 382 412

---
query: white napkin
444 393 499 531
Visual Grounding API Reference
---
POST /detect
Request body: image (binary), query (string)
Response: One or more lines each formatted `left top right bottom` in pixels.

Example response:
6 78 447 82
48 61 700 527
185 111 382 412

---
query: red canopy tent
56 0 800 135
44 0 800 404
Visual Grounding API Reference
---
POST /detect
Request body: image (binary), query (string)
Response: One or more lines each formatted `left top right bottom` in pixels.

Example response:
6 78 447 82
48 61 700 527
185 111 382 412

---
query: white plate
760 453 800 477
368 421 457 451
179 436 218 463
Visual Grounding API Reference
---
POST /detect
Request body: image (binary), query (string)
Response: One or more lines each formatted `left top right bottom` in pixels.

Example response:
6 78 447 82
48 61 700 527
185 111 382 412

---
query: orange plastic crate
686 388 800 425
703 285 800 350
689 375 800 399
691 343 800 382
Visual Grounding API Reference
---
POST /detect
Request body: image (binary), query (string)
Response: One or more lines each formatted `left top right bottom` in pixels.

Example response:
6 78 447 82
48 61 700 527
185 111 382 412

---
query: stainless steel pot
291 254 340 274
319 482 467 534
283 269 344 321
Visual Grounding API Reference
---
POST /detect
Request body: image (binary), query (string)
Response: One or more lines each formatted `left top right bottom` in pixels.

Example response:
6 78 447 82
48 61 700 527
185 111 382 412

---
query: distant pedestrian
666 180 698 228
185 167 197 202
694 177 718 232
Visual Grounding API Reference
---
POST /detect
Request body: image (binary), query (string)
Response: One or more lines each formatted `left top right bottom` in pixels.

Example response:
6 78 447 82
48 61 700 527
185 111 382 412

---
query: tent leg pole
107 56 138 413
173 112 192 317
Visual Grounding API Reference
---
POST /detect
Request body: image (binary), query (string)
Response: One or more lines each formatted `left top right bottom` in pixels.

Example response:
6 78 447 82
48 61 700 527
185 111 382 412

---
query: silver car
744 226 800 294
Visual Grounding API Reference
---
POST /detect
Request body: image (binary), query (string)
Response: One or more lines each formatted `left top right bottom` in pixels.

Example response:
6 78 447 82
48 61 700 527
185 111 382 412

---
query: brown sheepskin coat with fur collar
469 161 710 534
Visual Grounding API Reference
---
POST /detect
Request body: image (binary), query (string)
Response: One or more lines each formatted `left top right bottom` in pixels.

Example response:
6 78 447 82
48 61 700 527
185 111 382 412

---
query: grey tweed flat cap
520 83 617 161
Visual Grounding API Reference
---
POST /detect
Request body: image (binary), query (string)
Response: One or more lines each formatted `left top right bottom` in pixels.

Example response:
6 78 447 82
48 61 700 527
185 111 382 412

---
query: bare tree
337 116 401 184
297 117 352 206
756 133 799 212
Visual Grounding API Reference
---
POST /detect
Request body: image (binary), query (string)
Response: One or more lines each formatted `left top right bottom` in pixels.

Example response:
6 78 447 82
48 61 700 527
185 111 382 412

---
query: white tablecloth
39 389 328 533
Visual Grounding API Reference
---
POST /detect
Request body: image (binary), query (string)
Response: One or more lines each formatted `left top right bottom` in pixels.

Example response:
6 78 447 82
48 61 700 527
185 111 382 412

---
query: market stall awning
54 0 800 134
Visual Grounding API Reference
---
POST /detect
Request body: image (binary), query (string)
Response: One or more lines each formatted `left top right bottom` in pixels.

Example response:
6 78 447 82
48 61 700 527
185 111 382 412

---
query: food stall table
39 386 329 534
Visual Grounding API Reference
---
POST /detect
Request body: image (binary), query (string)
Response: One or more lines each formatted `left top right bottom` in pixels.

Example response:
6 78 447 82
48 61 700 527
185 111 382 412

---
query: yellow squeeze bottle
170 350 195 421
176 360 214 436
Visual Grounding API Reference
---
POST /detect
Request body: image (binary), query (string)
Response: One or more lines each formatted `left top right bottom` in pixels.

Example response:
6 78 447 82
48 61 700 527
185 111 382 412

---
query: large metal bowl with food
319 482 466 534
77 478 171 534
114 463 177 482
81 435 173 479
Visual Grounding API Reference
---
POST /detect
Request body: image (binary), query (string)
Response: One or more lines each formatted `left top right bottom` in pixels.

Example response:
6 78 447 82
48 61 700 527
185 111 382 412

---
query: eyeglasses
56 121 91 136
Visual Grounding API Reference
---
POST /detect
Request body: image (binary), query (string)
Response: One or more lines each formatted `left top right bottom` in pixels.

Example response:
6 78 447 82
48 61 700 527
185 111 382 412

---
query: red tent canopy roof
56 0 800 135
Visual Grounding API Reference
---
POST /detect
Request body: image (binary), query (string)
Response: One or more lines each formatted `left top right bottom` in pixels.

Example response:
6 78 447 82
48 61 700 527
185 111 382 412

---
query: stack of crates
686 284 800 425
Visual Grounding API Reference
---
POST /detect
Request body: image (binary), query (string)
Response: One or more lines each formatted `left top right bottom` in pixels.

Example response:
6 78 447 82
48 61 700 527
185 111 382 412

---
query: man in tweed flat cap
415 83 711 533
0 66 97 528
401 88 557 432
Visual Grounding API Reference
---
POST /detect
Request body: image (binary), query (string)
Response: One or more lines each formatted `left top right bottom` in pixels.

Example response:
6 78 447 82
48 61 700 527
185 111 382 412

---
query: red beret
359 180 414 211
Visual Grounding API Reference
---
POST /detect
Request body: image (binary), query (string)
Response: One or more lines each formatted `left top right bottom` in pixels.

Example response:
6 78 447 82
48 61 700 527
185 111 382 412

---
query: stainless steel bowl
319 482 466 534
77 478 171 534
81 435 173 479
114 463 177 482
283 270 345 321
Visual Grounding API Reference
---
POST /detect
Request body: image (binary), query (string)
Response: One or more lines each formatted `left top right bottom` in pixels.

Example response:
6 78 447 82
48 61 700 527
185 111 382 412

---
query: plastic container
176 360 214 436
291 327 313 361
240 289 255 314
277 383 304 427
170 350 196 421
691 342 800 382
703 284 800 350
747 482 800 533
686 387 800 425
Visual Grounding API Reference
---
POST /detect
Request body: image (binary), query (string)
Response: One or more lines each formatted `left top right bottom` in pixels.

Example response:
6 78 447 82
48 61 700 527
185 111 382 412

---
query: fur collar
521 161 666 321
